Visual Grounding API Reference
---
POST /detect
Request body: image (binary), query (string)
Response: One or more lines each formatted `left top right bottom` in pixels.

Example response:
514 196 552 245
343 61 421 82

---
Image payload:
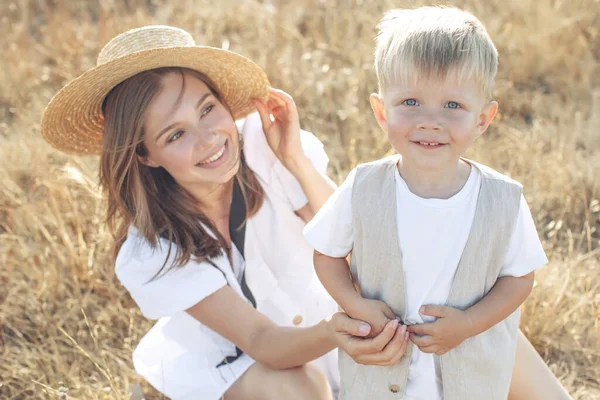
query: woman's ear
137 153 159 168
370 93 388 133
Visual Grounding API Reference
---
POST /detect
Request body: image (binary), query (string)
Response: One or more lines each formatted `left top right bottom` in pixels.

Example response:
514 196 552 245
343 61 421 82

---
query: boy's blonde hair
375 6 498 98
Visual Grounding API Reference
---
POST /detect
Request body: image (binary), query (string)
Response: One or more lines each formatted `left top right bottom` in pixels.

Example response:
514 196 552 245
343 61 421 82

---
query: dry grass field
0 0 598 398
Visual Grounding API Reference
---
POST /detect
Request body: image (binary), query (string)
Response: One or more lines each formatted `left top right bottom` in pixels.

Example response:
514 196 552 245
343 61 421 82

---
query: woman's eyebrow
195 91 212 109
154 92 213 142
155 122 179 143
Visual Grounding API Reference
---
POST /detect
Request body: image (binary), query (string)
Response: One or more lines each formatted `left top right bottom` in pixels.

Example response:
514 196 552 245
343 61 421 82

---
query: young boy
304 6 548 400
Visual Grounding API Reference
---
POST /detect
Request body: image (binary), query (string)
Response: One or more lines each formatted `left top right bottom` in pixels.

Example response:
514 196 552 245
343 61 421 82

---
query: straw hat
41 25 270 156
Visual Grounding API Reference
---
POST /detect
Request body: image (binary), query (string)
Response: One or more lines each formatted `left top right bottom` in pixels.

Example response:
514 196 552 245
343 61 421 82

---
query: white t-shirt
116 113 339 400
303 164 548 400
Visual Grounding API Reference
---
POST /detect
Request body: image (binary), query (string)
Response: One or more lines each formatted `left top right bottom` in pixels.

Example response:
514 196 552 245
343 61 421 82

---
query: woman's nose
191 126 217 150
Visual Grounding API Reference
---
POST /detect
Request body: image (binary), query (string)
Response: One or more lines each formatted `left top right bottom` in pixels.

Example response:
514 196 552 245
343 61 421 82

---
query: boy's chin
401 153 460 170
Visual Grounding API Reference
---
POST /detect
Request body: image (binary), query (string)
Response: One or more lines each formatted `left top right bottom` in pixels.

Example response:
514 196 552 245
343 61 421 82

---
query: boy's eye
446 101 461 109
201 104 214 117
167 130 184 143
403 99 419 106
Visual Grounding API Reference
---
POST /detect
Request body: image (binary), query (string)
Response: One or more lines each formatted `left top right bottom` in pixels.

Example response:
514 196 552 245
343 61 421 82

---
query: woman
41 26 572 400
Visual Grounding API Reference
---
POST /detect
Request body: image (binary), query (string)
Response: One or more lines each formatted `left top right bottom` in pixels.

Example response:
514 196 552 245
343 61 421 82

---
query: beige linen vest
340 156 522 400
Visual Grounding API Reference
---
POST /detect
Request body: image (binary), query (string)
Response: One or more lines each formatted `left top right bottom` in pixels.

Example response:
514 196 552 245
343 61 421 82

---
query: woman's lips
196 140 229 169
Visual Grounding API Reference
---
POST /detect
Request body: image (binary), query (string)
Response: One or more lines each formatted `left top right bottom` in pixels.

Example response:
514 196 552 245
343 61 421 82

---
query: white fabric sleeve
115 234 227 320
239 112 330 211
499 195 548 277
273 129 330 211
303 168 356 258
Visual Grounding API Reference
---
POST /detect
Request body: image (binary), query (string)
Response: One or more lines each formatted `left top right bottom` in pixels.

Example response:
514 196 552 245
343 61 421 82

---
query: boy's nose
416 114 443 131
417 120 442 131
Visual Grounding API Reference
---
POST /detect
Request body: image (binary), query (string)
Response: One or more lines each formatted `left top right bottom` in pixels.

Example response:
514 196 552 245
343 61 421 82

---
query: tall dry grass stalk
0 0 598 398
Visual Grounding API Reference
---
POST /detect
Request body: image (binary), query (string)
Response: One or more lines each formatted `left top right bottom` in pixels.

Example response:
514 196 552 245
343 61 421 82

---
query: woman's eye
403 99 419 106
446 101 461 109
168 130 184 143
201 104 214 117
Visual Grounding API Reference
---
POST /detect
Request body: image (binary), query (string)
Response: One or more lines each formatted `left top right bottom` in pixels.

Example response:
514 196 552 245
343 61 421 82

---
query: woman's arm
186 285 334 369
186 285 407 370
253 88 336 221
287 157 336 220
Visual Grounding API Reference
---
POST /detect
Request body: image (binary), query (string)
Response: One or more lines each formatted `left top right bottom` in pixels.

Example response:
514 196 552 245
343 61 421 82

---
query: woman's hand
327 312 409 366
253 88 308 173
346 297 398 338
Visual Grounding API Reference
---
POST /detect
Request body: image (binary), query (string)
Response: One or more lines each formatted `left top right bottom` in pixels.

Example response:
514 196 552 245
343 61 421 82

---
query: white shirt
304 163 548 400
116 113 339 400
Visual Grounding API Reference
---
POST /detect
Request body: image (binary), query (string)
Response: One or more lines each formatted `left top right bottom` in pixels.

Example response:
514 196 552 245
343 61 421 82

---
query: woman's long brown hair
99 67 264 278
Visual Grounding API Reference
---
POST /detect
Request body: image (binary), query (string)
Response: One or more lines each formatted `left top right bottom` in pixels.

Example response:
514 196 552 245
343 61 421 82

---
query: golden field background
0 0 598 398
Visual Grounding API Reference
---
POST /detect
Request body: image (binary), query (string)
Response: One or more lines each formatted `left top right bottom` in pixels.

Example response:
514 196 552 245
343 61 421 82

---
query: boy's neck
397 158 472 199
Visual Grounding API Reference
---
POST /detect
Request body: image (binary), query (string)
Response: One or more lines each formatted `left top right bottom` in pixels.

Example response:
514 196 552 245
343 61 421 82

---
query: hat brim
41 46 270 156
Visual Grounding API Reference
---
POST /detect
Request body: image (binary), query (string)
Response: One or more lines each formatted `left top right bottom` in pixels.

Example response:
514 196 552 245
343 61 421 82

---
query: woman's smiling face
141 70 241 191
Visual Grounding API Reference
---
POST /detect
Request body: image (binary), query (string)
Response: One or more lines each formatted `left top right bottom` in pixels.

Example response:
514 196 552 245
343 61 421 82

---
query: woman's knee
277 363 331 400
225 362 331 400
508 331 573 400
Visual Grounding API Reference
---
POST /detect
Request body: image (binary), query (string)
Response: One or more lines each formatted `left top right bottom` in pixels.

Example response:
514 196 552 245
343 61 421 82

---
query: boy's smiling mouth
412 140 447 149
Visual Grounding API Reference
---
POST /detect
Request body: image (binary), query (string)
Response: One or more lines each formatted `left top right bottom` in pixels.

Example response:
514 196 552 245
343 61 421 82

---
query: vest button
389 384 400 393
293 315 303 325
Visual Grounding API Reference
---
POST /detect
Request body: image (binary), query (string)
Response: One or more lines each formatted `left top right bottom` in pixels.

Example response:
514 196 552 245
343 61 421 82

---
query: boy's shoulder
351 155 399 187
349 155 398 204
354 155 399 176
349 157 523 195
467 159 523 190
357 155 399 168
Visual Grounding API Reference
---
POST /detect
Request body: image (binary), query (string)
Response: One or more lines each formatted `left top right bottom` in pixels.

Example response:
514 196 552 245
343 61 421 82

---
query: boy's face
370 72 497 171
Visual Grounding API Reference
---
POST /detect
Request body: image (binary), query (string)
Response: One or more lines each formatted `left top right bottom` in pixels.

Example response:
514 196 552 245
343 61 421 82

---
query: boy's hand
407 305 475 355
347 298 398 338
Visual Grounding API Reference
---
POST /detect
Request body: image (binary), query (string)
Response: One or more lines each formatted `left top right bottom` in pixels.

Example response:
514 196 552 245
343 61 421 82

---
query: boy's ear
477 101 498 136
370 93 388 133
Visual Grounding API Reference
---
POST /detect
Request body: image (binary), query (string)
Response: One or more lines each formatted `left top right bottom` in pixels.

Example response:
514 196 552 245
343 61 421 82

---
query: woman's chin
196 159 240 187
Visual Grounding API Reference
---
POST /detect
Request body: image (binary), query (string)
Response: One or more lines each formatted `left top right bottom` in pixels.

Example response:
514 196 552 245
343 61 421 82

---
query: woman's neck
397 158 471 199
185 179 234 222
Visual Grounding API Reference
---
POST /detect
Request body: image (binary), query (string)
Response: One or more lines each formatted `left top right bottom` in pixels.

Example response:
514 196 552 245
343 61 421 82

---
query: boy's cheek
386 121 409 143
387 134 408 156
386 111 413 130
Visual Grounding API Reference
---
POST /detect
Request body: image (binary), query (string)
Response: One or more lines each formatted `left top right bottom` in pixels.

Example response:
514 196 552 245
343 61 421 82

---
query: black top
216 176 256 368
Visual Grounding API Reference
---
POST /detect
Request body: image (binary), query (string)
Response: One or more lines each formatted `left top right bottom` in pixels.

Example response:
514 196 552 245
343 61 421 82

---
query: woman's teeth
198 145 225 165
419 142 440 146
